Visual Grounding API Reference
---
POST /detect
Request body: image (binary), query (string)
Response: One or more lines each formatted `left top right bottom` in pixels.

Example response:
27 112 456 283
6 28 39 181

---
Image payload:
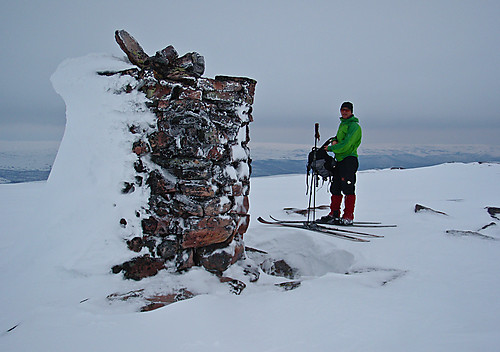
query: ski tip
257 216 270 224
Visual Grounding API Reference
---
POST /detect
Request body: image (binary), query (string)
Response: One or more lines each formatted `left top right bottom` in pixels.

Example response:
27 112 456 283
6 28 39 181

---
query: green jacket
327 115 362 162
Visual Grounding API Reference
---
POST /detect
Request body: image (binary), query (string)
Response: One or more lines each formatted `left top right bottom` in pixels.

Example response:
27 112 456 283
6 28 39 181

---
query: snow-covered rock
50 30 257 283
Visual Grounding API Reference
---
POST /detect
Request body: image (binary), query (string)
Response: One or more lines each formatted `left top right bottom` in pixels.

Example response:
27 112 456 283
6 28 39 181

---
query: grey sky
1 0 499 146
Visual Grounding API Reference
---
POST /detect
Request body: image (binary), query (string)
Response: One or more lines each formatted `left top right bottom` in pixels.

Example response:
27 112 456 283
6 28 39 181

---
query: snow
1 53 500 351
224 165 238 180
230 143 249 162
2 163 500 351
236 104 250 123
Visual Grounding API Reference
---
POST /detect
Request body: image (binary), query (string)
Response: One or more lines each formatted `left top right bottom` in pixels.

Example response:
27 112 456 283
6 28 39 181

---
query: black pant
330 156 359 195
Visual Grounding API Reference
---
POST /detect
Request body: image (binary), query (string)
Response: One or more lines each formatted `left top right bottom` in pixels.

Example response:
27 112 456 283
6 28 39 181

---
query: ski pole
313 123 320 221
307 123 320 222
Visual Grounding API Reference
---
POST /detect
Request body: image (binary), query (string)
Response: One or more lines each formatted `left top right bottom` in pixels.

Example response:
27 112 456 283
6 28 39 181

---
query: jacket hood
339 114 359 123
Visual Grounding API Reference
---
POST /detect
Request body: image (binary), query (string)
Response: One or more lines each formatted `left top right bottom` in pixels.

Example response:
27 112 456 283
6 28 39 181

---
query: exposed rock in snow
486 206 500 220
114 30 149 68
414 203 448 215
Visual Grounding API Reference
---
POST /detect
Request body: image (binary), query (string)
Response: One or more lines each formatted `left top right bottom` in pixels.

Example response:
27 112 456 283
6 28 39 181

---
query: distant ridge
3 157 500 182
251 154 500 177
250 142 500 177
0 169 51 184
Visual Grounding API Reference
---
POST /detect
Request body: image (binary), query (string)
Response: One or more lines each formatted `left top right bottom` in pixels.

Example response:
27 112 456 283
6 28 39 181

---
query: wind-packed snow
1 53 500 351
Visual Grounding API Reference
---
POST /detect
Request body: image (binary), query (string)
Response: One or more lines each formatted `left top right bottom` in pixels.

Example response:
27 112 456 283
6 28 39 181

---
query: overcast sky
1 0 499 148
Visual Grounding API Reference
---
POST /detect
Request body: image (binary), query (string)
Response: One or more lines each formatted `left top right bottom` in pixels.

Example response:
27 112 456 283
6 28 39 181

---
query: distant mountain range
1 141 499 182
0 141 57 183
251 154 500 177
250 143 500 177
0 169 51 184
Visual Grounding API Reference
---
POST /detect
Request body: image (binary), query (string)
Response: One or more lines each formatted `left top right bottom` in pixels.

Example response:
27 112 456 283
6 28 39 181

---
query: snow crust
1 53 500 351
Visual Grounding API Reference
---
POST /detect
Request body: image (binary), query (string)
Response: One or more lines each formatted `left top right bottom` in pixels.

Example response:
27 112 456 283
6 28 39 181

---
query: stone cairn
110 30 256 279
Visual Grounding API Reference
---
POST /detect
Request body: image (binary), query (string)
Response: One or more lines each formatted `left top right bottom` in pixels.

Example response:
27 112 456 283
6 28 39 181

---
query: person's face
340 107 352 119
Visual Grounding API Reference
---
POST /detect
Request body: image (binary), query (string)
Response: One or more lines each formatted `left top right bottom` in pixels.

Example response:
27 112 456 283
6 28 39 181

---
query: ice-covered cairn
110 30 256 278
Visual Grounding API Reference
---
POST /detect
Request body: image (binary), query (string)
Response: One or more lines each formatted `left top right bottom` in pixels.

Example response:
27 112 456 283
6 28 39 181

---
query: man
318 102 362 225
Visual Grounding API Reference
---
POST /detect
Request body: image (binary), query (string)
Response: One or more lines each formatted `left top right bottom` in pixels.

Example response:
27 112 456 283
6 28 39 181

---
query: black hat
340 102 353 112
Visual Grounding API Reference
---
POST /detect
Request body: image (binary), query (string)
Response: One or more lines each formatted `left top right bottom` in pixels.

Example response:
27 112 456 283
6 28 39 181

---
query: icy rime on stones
112 30 256 278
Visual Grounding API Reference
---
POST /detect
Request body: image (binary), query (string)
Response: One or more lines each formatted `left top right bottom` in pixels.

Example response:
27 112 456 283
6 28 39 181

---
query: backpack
307 147 336 180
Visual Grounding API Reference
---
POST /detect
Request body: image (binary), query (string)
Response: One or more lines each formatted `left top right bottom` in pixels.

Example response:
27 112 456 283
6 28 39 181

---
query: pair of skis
257 216 396 243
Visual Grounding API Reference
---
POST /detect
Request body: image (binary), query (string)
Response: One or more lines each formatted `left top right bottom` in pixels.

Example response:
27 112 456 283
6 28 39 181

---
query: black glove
321 137 336 148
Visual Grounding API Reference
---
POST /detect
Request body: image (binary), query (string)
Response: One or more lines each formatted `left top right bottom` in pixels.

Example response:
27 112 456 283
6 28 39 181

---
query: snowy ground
1 53 499 351
1 163 499 351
